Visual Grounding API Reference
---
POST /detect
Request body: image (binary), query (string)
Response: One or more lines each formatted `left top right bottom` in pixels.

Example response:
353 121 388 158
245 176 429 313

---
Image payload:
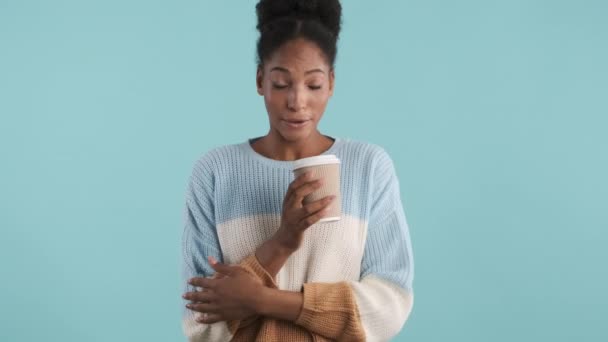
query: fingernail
186 304 192 308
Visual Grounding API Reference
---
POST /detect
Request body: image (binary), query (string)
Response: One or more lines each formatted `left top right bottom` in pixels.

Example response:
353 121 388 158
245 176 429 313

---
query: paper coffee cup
292 154 341 223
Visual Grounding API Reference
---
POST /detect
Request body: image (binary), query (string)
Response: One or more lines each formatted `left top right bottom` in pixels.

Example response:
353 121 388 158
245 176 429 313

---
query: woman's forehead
264 39 330 74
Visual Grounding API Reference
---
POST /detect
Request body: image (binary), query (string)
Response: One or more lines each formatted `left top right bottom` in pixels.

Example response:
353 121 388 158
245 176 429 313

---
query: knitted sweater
181 137 414 342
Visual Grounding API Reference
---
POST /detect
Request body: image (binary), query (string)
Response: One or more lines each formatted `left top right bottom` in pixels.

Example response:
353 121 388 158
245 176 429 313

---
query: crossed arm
182 172 365 340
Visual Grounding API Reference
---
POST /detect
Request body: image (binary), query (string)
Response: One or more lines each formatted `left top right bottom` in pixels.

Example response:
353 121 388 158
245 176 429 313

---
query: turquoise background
1 0 607 341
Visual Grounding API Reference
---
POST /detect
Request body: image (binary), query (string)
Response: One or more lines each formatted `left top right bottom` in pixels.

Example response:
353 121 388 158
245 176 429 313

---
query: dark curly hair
255 0 342 68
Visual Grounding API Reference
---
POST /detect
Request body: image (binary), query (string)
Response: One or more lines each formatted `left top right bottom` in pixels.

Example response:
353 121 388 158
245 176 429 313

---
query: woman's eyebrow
305 68 325 75
270 67 325 75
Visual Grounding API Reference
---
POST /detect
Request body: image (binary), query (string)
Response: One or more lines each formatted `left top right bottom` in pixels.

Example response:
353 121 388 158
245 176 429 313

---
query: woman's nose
287 88 306 111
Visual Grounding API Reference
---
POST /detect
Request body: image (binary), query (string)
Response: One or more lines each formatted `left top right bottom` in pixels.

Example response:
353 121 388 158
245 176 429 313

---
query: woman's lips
282 119 310 129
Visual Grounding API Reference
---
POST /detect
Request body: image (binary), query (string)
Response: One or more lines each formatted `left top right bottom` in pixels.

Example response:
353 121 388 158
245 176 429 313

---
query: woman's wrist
255 286 304 322
273 226 303 251
255 235 295 277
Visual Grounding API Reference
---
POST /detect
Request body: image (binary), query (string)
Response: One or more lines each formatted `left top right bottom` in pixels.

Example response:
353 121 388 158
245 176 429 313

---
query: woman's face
257 38 335 143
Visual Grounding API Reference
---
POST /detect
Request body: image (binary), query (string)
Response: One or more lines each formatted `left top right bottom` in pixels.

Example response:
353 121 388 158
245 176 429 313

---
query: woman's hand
275 171 336 251
254 172 336 277
183 257 264 324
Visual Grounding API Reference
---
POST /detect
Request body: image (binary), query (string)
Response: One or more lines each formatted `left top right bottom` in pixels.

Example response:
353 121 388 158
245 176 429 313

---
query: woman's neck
252 131 334 161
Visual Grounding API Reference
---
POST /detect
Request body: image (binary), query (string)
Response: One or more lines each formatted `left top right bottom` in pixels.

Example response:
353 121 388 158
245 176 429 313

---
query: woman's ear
328 68 335 97
256 67 264 95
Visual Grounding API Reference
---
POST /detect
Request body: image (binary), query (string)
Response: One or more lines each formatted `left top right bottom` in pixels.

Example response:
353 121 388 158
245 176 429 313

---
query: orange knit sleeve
295 282 366 341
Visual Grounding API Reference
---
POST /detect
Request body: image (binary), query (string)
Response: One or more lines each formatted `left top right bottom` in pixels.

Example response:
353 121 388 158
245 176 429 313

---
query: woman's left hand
183 257 264 324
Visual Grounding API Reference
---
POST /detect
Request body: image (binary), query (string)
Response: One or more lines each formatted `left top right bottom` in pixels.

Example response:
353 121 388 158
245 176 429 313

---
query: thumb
208 256 236 276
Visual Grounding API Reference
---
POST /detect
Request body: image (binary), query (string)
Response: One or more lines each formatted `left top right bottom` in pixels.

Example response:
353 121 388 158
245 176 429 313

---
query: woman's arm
254 234 295 279
254 171 335 277
256 282 366 341
182 156 273 340
183 167 334 339
342 147 414 341
181 157 234 341
188 257 366 341
253 147 415 341
255 287 302 322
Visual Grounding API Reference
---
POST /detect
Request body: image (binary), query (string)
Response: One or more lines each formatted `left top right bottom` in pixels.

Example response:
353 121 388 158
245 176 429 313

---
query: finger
197 313 223 324
209 260 239 277
207 256 227 278
188 277 216 289
284 171 313 200
183 290 215 303
290 180 323 207
212 272 226 279
187 302 220 314
300 195 335 216
298 206 331 231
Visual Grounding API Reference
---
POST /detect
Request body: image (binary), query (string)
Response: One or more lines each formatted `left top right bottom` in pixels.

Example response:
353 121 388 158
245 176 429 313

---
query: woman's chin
277 127 314 142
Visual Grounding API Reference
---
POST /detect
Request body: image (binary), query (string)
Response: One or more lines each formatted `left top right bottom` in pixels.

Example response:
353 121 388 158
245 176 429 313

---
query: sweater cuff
295 282 366 341
227 254 278 335
238 254 278 289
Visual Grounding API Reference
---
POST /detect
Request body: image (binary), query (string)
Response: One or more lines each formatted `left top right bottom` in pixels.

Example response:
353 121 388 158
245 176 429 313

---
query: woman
181 0 414 341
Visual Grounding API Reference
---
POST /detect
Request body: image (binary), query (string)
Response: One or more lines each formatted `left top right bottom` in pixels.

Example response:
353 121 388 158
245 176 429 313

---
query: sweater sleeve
181 156 274 341
295 147 414 342
181 156 232 341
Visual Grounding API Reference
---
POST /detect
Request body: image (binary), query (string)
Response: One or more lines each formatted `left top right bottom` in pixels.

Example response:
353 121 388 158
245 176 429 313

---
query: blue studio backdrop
1 1 607 341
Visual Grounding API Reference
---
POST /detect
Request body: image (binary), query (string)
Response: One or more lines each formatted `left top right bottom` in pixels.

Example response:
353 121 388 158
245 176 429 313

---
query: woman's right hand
274 171 336 251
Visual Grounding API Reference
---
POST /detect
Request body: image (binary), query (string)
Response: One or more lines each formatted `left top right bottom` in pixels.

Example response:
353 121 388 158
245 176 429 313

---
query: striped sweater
181 136 414 341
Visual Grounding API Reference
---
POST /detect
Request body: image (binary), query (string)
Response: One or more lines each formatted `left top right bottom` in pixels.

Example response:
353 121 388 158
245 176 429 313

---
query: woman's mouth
282 119 310 129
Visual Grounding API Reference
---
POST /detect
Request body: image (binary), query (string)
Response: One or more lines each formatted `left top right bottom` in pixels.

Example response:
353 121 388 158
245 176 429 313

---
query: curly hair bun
256 0 342 39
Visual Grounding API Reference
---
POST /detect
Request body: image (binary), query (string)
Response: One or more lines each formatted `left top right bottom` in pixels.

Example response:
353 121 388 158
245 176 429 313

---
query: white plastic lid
293 154 340 170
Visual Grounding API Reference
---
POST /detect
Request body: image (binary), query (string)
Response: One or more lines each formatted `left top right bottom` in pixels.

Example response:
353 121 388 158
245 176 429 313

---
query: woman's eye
272 83 288 89
309 85 322 90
